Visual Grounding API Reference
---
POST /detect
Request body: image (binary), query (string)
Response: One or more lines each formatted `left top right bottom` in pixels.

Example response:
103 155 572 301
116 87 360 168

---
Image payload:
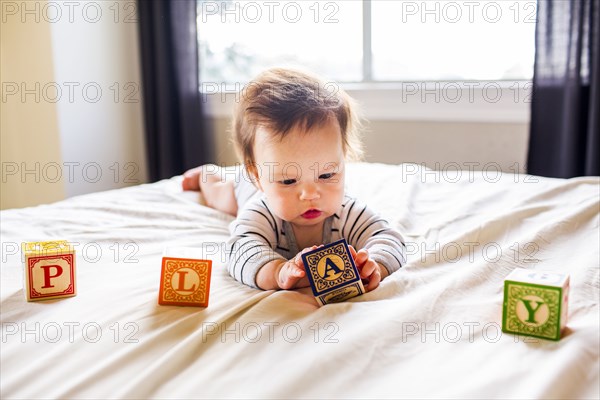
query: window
197 0 536 85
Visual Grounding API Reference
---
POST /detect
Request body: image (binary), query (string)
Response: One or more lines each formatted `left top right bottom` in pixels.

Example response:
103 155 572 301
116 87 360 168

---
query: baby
182 68 406 292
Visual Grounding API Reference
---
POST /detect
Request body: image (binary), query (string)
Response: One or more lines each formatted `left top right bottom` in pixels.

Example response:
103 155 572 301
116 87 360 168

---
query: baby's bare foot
182 164 238 216
182 166 203 191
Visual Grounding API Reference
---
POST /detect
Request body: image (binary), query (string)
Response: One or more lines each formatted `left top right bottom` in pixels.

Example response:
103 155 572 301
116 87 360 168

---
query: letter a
322 257 343 279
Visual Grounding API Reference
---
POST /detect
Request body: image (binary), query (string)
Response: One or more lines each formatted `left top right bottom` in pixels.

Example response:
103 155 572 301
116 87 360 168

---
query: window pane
198 0 363 85
371 0 536 81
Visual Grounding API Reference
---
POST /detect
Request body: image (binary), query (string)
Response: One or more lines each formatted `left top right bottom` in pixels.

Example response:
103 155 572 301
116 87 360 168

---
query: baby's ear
245 163 263 191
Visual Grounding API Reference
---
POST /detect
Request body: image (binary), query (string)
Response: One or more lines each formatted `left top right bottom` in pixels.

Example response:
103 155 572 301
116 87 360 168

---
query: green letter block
502 268 570 341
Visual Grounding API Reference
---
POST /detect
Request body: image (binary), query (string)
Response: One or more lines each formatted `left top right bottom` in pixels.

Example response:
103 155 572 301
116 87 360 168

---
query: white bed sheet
1 162 599 399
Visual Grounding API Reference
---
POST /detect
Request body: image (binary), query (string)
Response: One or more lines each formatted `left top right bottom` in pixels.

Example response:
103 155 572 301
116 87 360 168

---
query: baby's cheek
267 195 295 220
328 185 345 209
278 206 297 221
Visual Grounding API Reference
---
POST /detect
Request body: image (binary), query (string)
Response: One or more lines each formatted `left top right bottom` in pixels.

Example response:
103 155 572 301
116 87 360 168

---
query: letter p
2 82 19 102
200 1 219 22
2 322 19 343
1 2 19 23
402 322 419 343
202 322 219 342
41 264 63 288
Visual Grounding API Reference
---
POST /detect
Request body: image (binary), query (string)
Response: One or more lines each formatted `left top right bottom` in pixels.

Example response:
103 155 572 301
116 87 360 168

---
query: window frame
203 81 531 123
199 0 533 123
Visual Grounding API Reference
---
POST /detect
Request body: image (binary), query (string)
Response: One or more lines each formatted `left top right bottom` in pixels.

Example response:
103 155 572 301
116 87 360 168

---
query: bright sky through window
197 0 536 86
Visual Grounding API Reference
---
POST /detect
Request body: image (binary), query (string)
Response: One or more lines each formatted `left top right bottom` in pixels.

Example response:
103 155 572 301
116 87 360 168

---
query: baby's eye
280 179 297 186
319 173 336 180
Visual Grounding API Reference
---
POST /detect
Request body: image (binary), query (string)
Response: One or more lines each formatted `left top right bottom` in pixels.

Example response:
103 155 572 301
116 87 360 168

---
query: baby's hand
349 245 384 292
276 245 321 290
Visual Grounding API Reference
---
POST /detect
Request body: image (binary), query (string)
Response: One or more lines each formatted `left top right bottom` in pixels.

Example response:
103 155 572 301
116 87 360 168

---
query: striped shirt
227 184 407 288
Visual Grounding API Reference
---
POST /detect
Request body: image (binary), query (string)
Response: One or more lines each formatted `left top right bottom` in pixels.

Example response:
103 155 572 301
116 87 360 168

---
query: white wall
205 83 531 172
1 0 147 209
49 0 147 197
210 117 529 172
1 1 65 209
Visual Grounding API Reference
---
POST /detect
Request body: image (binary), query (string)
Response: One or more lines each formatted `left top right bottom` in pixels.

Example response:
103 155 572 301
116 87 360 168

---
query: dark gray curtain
138 0 214 181
527 0 599 178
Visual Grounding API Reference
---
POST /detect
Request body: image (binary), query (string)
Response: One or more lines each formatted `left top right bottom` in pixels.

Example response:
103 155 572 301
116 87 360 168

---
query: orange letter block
158 257 212 307
23 240 76 301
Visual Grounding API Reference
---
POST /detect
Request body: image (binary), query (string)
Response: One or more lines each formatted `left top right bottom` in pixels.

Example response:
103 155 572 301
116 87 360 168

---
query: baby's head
232 68 364 225
232 68 363 171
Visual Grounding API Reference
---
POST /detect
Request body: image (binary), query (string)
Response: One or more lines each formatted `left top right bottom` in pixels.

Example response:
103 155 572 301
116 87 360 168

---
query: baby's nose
300 184 320 200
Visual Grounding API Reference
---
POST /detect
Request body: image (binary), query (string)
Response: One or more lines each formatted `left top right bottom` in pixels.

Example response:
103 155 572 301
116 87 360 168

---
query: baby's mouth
301 209 322 219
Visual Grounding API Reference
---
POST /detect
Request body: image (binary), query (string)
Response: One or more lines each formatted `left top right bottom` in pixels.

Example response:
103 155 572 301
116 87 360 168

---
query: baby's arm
256 246 318 290
227 198 314 290
341 197 406 281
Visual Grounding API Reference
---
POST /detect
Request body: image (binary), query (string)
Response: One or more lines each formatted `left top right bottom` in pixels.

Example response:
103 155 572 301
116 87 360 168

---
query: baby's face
252 119 346 228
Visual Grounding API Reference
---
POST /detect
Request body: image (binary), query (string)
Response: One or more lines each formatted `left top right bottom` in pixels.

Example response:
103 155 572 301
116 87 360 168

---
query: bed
1 162 599 399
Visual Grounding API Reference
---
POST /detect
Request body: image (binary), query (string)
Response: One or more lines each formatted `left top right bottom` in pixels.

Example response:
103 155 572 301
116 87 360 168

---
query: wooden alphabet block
301 238 365 306
23 240 76 301
158 256 212 307
502 268 569 341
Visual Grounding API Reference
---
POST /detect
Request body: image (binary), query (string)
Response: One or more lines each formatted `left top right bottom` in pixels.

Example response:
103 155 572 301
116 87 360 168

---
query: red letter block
158 257 212 307
23 240 76 301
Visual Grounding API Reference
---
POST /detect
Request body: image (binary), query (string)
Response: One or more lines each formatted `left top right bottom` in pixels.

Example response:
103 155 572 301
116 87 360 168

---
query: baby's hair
232 67 363 168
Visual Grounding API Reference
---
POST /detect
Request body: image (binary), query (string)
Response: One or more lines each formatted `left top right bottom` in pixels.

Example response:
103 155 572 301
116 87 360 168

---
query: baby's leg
182 165 238 216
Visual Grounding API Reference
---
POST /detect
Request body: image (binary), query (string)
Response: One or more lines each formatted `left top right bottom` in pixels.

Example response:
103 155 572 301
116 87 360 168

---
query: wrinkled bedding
1 162 598 399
